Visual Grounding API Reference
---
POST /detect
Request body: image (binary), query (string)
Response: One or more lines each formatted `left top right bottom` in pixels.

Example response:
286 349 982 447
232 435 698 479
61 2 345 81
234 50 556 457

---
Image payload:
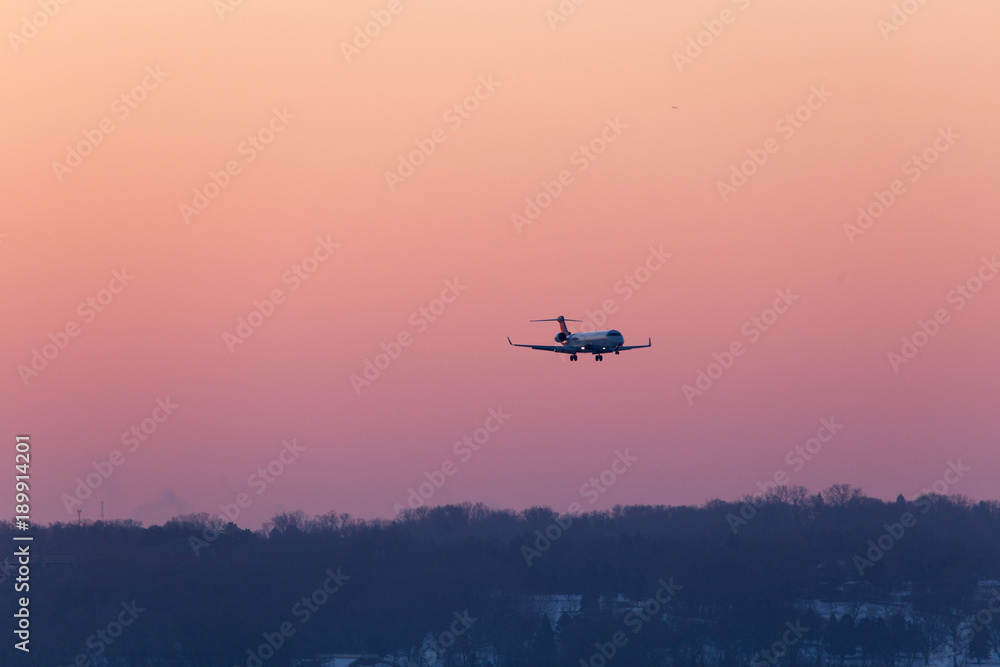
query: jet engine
554 332 568 343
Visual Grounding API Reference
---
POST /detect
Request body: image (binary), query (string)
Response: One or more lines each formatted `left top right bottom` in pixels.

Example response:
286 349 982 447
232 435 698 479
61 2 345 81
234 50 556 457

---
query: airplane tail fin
530 316 582 335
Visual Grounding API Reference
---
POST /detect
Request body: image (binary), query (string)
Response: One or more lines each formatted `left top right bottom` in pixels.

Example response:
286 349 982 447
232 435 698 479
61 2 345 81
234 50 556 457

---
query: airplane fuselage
559 330 625 351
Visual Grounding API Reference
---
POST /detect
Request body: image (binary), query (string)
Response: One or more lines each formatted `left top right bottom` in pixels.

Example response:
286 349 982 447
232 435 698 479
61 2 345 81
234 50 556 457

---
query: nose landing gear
595 354 603 361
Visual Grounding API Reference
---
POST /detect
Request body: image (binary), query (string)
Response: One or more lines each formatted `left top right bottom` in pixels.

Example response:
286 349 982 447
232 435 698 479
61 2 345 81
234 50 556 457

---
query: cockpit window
608 330 621 337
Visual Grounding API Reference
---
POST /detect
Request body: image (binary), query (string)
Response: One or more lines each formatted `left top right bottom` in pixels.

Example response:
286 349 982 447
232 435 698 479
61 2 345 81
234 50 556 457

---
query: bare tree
823 484 863 507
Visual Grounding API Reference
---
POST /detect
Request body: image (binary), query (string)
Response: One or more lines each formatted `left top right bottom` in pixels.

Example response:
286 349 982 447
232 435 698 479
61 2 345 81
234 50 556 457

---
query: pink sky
2 0 998 528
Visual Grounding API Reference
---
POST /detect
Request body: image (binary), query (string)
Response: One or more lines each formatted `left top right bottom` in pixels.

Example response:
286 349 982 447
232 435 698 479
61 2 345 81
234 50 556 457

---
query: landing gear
595 354 603 362
614 350 619 355
570 354 577 361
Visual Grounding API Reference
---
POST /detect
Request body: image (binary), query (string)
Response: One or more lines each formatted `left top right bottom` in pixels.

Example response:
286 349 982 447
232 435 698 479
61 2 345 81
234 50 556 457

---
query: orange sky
2 0 998 527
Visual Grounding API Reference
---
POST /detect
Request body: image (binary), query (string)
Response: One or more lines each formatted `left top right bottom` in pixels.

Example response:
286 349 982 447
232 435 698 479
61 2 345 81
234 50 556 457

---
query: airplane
507 316 651 362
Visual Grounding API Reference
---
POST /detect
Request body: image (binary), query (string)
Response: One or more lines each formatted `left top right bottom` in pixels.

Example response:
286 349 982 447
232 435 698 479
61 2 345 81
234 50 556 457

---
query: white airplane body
507 316 651 362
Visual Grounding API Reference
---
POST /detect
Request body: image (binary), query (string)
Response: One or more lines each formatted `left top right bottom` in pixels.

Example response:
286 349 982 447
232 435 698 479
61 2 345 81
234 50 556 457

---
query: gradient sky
2 0 998 528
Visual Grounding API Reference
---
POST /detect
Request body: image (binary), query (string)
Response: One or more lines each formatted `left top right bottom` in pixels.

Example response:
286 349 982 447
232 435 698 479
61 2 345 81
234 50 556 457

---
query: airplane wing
507 337 581 354
616 338 651 351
